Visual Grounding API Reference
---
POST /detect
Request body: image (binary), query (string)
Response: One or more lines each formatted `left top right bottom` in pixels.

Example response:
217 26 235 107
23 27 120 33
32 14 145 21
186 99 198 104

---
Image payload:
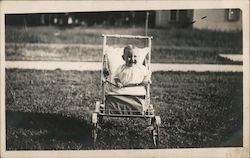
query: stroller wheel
92 113 98 144
92 123 98 144
151 116 161 148
152 125 160 148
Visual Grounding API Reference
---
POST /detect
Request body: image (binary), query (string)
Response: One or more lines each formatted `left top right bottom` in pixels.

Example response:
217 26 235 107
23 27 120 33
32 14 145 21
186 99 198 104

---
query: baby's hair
123 45 135 55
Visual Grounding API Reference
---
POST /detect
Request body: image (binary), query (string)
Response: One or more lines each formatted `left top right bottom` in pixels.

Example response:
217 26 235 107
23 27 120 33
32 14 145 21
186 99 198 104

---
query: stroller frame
92 34 161 148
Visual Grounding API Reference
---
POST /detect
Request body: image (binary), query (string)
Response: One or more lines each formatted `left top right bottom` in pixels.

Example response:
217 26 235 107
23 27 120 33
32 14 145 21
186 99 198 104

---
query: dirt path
7 43 240 52
5 61 242 72
219 54 242 62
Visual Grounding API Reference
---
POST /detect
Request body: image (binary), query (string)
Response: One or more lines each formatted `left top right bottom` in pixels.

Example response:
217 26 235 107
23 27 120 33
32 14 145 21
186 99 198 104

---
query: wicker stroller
92 34 161 148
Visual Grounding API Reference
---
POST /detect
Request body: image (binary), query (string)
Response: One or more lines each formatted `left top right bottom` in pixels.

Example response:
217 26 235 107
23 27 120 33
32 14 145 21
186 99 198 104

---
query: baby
114 45 152 88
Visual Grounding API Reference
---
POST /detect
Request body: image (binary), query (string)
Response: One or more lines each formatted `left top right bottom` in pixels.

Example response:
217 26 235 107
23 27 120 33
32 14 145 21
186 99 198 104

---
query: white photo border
0 1 249 158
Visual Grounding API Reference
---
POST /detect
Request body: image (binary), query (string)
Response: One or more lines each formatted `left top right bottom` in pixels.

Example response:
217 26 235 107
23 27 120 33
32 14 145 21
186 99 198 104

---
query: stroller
92 34 161 148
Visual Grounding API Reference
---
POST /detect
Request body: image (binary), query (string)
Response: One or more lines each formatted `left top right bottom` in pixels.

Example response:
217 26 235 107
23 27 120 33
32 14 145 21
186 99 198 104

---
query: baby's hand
142 79 152 86
117 82 123 88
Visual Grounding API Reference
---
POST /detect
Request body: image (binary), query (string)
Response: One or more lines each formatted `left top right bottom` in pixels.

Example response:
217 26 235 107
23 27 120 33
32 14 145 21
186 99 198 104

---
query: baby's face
124 50 137 67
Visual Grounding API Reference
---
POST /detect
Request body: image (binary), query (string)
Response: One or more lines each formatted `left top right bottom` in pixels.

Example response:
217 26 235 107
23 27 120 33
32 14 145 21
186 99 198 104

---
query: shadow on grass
6 110 93 150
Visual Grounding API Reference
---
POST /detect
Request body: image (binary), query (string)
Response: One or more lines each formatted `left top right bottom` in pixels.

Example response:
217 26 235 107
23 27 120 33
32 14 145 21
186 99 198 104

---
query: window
226 9 240 22
170 10 178 21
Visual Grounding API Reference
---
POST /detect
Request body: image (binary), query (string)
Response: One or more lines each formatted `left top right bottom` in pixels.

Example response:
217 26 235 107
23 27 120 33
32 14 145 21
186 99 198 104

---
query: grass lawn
5 26 242 64
6 69 243 150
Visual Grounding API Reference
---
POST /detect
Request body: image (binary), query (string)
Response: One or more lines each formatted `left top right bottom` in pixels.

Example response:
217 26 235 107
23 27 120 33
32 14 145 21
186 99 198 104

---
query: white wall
192 9 242 32
155 10 171 27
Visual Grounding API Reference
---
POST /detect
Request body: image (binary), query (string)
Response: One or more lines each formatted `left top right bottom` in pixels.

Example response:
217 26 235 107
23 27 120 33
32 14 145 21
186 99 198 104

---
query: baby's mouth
127 60 137 66
130 60 137 64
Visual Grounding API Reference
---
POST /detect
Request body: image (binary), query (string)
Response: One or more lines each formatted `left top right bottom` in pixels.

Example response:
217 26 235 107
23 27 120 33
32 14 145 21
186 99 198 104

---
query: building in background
192 9 242 32
155 10 193 28
5 9 242 32
155 9 242 31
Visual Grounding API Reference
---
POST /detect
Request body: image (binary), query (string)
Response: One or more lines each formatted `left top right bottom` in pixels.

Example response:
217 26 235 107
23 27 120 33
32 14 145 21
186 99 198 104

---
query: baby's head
122 45 137 67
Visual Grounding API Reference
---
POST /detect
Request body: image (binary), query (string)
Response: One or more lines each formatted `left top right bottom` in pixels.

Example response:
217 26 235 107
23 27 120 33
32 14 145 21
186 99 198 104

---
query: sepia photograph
0 0 249 158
